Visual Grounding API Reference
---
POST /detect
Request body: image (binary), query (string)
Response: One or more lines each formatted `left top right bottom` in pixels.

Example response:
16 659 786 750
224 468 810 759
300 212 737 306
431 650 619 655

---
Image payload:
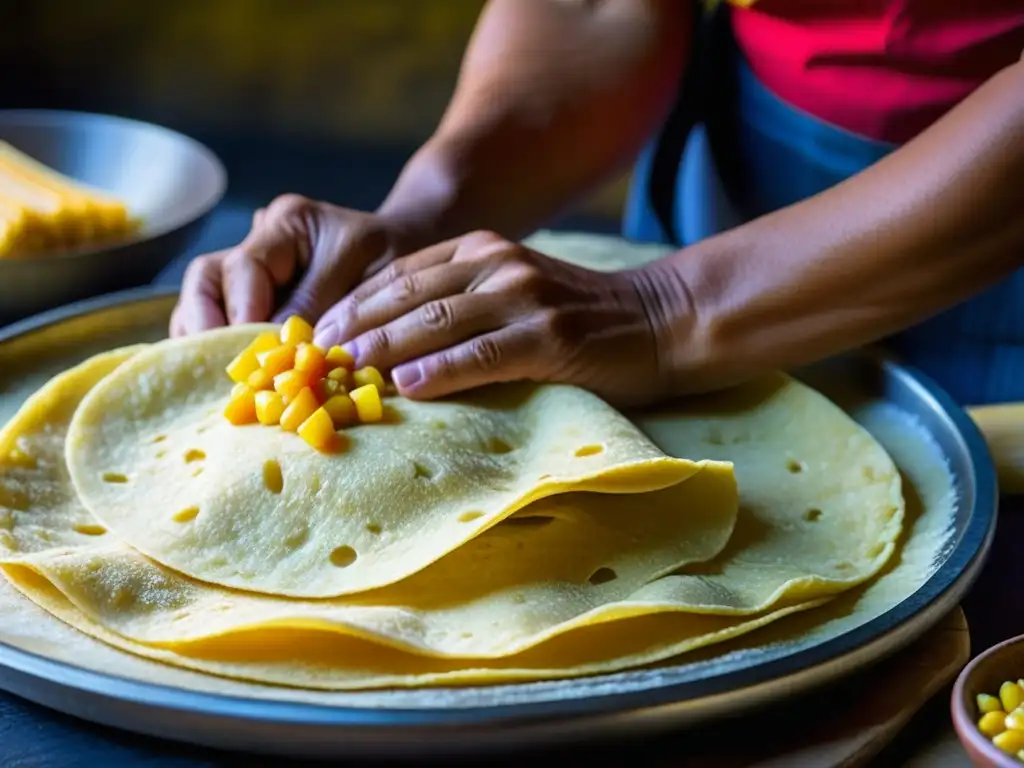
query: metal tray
0 287 998 759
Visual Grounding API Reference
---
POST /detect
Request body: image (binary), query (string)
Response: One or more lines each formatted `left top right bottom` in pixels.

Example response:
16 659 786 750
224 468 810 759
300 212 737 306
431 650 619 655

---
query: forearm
376 0 688 251
645 56 1024 394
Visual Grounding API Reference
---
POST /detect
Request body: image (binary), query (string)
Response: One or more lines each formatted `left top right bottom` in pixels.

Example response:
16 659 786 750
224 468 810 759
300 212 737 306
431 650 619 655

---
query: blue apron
622 5 1024 406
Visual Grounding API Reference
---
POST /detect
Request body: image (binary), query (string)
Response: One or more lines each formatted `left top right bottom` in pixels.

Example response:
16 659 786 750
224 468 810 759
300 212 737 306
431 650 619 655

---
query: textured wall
10 0 631 217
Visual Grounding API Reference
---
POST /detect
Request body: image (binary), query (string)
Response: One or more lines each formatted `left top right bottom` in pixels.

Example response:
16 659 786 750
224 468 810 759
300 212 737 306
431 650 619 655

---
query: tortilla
6 349 745 659
0 348 901 690
65 326 708 598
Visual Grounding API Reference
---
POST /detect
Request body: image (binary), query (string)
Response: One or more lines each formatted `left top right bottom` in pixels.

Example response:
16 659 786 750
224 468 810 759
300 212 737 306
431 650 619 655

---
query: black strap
648 0 708 246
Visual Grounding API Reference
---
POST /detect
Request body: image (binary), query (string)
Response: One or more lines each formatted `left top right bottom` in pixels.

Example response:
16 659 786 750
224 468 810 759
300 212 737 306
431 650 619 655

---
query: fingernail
314 323 340 349
393 364 422 389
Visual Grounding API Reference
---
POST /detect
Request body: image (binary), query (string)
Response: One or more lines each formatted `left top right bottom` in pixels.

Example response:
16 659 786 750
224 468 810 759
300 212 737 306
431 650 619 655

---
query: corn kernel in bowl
976 680 1024 760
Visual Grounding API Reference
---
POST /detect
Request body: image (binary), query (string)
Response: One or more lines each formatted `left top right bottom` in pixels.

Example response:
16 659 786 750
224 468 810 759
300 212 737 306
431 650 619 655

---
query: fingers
312 238 461 347
392 324 541 400
169 251 229 336
316 259 486 349
343 291 506 373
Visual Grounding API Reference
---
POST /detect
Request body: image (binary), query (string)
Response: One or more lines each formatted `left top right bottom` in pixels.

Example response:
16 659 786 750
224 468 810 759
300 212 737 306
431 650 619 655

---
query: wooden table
0 210 1012 766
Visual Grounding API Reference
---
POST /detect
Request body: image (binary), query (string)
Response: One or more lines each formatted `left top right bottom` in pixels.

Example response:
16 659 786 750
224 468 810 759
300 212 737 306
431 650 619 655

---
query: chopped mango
273 369 313 403
249 331 281 356
351 384 383 423
226 349 261 383
353 366 386 391
313 377 345 404
294 343 327 379
323 394 357 427
254 390 286 426
279 387 319 432
257 344 296 378
246 368 275 391
223 384 258 425
298 407 342 453
280 315 314 346
325 345 355 370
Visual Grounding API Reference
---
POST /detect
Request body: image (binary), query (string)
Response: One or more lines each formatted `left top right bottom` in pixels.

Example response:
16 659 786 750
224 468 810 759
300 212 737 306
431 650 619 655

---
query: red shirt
730 0 1024 144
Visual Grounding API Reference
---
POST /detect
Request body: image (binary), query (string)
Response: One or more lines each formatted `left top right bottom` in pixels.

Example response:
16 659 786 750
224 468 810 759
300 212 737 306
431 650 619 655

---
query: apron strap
647 1 714 246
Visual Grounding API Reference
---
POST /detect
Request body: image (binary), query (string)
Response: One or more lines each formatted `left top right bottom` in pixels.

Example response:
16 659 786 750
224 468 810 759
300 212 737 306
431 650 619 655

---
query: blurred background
0 0 627 286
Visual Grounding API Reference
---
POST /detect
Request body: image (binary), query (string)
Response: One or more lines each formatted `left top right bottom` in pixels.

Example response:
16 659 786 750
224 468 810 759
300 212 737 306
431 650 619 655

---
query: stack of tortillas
0 316 904 691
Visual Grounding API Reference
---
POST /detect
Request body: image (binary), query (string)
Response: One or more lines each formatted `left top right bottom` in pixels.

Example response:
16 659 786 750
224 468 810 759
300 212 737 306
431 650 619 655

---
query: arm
378 0 689 250
644 52 1024 394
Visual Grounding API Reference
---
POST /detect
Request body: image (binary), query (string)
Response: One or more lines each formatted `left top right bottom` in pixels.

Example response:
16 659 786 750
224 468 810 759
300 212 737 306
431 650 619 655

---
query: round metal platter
0 287 998 759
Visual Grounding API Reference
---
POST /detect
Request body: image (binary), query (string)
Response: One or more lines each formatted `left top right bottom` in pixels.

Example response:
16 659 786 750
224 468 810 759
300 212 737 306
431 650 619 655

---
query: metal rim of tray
0 286 999 754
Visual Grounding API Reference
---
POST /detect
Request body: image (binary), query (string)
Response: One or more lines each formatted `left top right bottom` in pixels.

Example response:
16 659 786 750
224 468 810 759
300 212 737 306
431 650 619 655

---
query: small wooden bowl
952 635 1024 767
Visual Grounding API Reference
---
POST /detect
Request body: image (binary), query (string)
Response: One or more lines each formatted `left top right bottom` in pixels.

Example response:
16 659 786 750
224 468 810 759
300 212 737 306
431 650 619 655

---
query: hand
313 231 672 407
169 195 414 336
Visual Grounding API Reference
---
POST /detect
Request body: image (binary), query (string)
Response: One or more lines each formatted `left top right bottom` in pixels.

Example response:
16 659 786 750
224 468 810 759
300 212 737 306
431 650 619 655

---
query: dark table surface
0 203 1017 767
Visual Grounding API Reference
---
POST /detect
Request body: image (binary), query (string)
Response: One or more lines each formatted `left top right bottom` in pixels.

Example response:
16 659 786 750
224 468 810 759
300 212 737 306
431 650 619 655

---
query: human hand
313 230 673 407
170 194 415 337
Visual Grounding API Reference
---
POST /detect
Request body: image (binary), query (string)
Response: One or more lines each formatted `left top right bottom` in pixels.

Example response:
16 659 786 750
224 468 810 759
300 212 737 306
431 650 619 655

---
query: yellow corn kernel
993 728 1024 754
249 331 280 356
226 349 260 383
257 344 297 377
246 368 275 391
313 377 345 404
351 384 383 423
280 315 314 346
274 369 313 403
294 343 326 379
978 694 1004 715
255 390 286 426
279 387 319 432
325 345 355 370
323 394 357 428
980 711 1008 737
353 366 386 391
1007 710 1024 731
1001 682 1024 713
223 384 257 425
298 407 342 453
327 366 351 386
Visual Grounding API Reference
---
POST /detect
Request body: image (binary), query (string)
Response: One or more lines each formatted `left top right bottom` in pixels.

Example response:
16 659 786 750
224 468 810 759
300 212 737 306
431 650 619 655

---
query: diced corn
327 367 351 386
993 728 1024 754
353 366 386 391
1001 682 1024 713
249 331 281 356
980 711 1008 737
294 342 327 379
325 345 355 370
313 377 345 404
279 387 319 432
1007 710 1024 731
298 407 342 453
223 384 258 425
255 390 286 426
323 394 357 428
257 344 297 377
246 368 275 391
351 384 383 423
226 349 260 383
280 315 314 346
274 369 313 403
978 694 1003 714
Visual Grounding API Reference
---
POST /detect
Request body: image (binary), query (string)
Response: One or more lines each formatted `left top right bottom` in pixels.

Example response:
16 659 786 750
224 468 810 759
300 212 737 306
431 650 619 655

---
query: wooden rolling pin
968 404 1024 495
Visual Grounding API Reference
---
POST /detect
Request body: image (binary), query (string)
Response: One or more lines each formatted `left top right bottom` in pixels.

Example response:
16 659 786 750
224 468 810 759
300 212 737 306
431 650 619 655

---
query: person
170 0 1024 408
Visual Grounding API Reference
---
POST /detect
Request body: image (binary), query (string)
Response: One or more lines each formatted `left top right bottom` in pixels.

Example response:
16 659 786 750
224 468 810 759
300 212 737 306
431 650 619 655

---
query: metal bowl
0 110 226 323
